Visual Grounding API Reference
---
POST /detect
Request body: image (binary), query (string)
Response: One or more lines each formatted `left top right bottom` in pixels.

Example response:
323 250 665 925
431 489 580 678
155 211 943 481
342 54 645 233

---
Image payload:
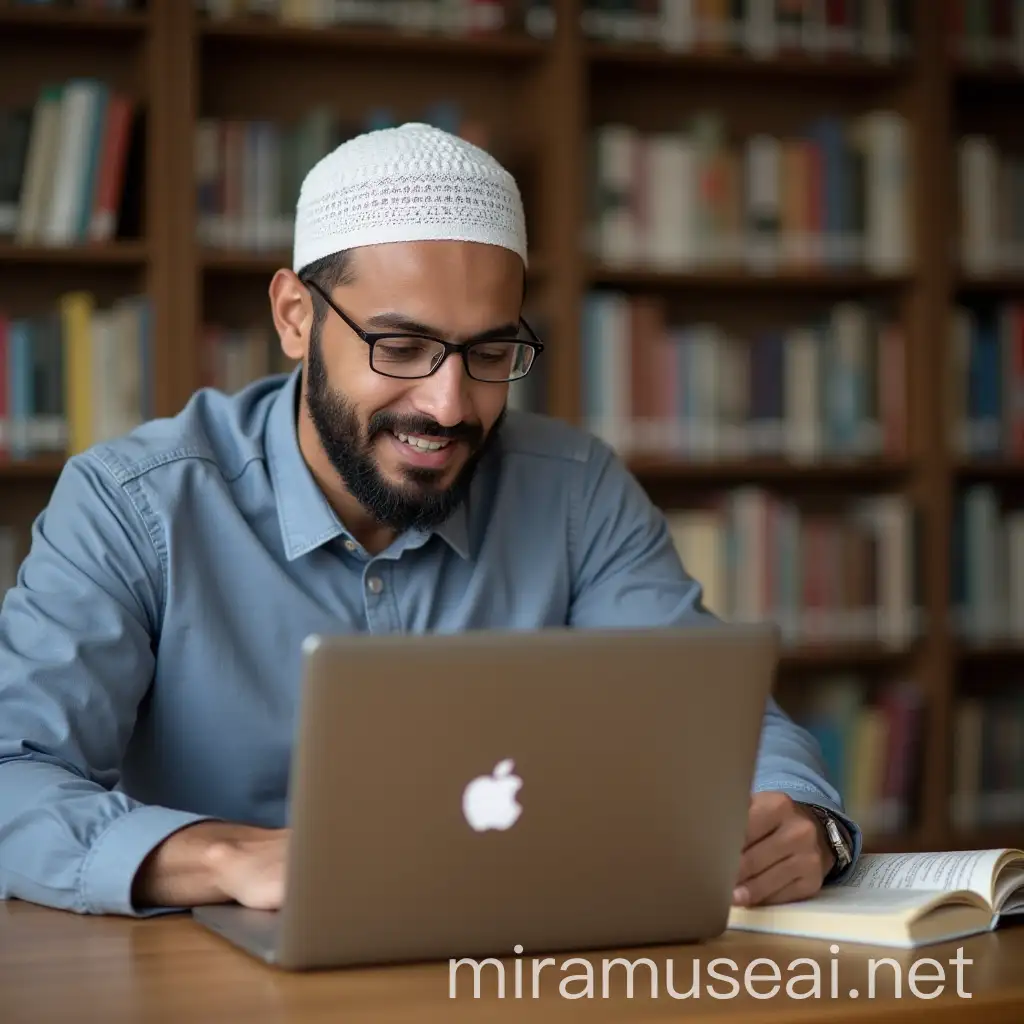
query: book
952 693 1024 831
586 109 912 277
727 847 1024 948
659 488 922 651
0 291 152 460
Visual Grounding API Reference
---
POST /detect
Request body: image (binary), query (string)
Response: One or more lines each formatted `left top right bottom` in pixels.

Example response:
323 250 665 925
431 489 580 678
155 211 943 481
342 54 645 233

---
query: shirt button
343 539 357 552
366 576 384 594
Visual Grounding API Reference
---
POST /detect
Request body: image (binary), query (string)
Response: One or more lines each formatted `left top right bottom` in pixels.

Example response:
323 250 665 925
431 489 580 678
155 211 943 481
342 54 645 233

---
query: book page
735 885 966 917
994 864 1024 912
837 850 1004 904
728 885 990 937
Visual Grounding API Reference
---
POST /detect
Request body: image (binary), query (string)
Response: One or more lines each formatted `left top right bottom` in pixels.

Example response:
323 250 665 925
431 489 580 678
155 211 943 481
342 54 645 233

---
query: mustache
368 410 483 445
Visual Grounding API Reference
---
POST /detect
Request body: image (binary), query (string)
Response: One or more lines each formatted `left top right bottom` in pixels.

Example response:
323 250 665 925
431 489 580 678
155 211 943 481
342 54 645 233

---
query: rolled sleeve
0 452 202 915
80 804 216 916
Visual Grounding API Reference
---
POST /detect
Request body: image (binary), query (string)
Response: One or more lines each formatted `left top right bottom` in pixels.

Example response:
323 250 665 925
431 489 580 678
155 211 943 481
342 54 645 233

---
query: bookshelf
0 0 1022 857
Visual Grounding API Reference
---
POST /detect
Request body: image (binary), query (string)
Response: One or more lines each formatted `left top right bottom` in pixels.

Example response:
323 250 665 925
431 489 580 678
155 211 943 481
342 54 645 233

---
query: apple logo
462 758 523 832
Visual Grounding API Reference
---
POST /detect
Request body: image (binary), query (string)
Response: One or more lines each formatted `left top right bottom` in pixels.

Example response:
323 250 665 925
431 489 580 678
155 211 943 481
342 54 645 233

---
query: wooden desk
1 900 1023 1023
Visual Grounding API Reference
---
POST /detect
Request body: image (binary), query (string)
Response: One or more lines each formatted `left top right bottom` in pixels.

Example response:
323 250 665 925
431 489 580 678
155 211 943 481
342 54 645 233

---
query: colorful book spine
952 485 1024 642
0 293 152 461
588 111 911 276
951 689 1024 831
581 292 905 461
0 79 137 247
581 0 913 60
780 675 925 840
196 102 493 252
666 489 921 648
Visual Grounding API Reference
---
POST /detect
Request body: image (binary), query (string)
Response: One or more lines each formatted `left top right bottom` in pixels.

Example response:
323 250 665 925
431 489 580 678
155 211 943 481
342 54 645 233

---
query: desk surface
2 900 1023 1024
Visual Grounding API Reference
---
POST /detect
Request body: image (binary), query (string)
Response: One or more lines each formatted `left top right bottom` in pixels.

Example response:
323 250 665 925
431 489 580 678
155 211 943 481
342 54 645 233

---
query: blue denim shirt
0 368 860 916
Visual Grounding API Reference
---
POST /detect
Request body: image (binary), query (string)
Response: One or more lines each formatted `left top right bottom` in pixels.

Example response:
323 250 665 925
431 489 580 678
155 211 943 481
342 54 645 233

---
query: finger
743 792 790 848
738 847 825 908
229 862 286 911
733 854 801 907
209 842 287 911
757 872 822 907
243 876 285 911
735 832 791 886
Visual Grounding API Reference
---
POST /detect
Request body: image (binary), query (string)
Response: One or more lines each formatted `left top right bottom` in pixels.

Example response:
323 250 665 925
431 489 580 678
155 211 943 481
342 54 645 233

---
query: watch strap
809 805 852 878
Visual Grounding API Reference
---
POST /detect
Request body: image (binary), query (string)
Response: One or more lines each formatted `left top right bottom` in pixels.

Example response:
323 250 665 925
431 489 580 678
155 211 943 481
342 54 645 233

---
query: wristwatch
808 806 853 879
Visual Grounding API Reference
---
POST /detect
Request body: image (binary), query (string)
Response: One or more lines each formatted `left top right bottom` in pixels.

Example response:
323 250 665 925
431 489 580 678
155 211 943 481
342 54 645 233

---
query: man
0 123 857 918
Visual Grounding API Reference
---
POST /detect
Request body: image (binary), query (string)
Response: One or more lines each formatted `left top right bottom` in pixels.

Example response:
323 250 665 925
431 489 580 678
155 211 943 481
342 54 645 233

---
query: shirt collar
264 368 472 562
432 496 471 560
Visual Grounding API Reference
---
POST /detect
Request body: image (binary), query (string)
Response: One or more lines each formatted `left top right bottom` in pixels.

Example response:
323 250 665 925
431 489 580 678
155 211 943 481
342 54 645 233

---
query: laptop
192 623 779 970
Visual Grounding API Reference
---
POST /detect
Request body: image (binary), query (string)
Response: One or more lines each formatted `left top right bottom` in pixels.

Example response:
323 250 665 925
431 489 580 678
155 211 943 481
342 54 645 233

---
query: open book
727 848 1024 948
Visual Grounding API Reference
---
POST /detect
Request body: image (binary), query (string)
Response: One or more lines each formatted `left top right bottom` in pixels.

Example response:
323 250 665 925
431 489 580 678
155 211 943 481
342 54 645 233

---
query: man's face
302 240 523 533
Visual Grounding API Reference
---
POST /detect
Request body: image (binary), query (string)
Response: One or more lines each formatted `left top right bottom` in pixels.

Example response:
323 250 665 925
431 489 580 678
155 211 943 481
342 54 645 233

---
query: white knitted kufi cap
292 122 528 273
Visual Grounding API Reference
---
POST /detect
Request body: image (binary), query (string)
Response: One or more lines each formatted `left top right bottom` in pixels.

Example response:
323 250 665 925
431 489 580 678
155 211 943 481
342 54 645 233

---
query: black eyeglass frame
303 279 545 382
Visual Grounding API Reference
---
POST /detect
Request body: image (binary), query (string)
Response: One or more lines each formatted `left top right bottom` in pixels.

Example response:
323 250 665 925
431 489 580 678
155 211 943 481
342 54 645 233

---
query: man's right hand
132 821 289 910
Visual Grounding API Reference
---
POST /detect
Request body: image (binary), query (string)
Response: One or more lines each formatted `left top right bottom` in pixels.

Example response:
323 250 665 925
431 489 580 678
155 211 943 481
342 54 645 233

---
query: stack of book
665 490 921 649
783 674 923 839
588 111 912 276
958 135 1024 278
581 0 913 61
0 79 140 248
951 689 1024 831
194 0 556 37
952 485 1024 644
0 293 152 461
201 323 294 393
581 294 906 461
949 301 1024 460
949 0 1024 69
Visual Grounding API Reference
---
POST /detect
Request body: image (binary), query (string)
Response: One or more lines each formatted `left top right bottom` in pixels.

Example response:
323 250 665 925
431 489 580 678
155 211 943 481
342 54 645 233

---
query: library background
0 0 1022 856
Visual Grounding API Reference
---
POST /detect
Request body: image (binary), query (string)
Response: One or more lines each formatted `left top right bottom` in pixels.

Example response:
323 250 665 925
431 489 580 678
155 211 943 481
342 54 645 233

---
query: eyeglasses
304 279 544 382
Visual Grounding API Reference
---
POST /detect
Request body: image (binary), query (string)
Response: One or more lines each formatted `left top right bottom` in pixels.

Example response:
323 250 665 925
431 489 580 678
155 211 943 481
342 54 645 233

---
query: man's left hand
732 792 834 907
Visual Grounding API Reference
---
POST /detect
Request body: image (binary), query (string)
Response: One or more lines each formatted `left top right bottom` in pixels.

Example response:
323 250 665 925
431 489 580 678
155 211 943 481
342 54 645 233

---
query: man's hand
202 827 290 910
732 792 834 908
133 821 290 910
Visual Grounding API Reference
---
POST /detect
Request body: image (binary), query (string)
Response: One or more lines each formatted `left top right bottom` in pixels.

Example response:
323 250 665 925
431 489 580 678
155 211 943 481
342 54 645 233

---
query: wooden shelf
954 460 1024 479
590 265 913 292
0 6 148 33
0 457 65 482
199 19 547 59
954 63 1024 86
862 830 931 854
587 43 911 80
200 249 291 275
957 273 1024 292
956 641 1024 661
779 642 915 670
627 455 910 484
949 828 1024 851
0 241 148 267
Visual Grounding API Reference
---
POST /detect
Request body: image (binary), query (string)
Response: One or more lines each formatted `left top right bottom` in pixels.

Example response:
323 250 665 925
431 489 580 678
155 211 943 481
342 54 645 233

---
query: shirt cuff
792 795 863 884
79 804 219 916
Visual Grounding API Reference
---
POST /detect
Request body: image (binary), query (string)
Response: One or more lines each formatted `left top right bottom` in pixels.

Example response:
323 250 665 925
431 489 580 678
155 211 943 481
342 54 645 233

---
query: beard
304 325 504 533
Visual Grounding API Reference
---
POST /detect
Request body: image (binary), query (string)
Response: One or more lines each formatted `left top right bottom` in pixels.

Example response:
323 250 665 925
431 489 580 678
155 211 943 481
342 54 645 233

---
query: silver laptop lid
277 625 779 970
